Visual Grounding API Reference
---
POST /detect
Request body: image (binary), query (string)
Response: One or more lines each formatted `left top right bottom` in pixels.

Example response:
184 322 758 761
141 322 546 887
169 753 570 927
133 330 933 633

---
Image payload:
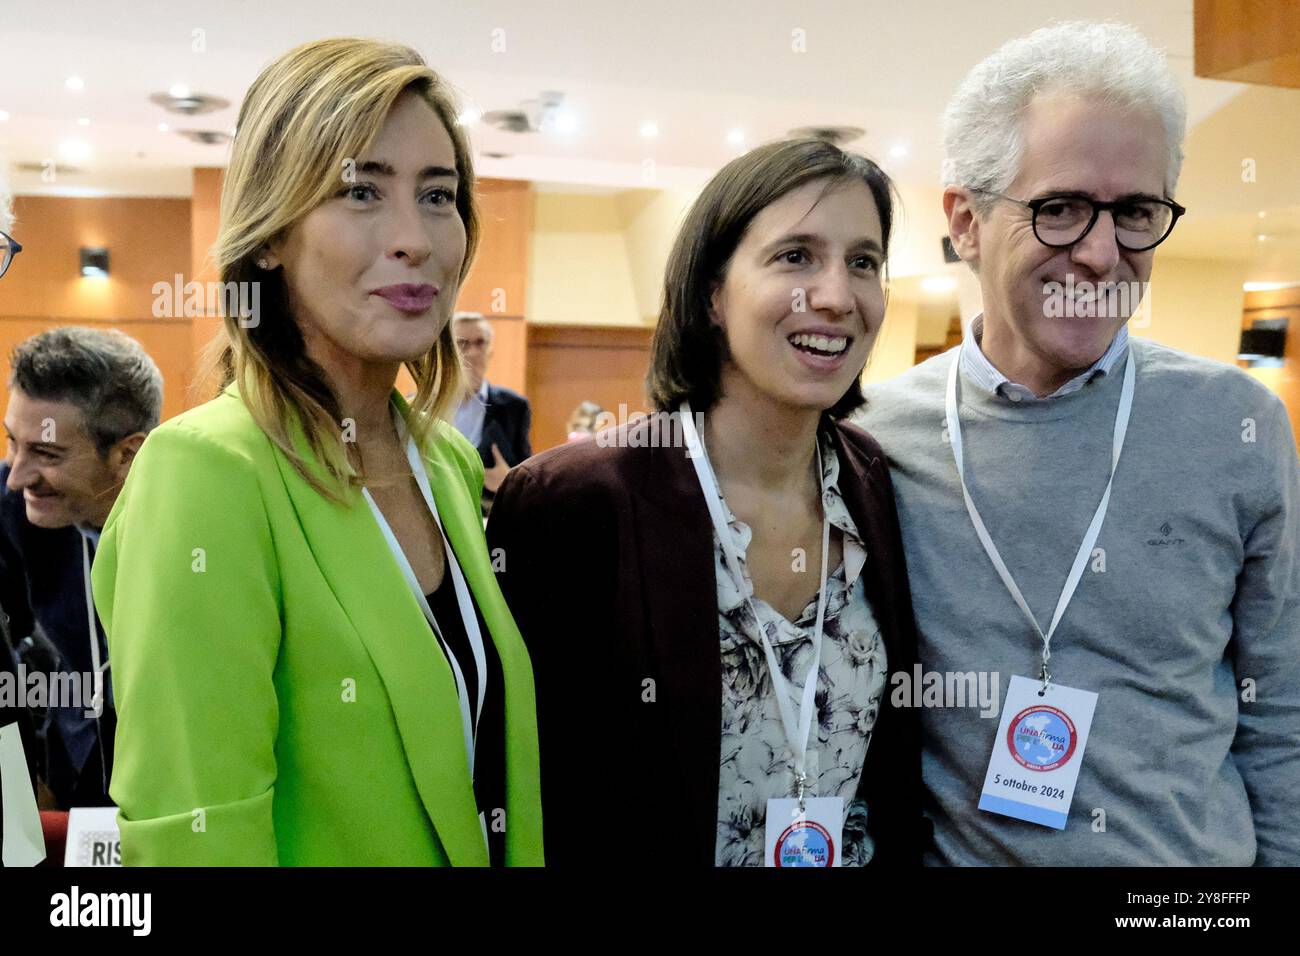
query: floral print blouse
713 432 888 867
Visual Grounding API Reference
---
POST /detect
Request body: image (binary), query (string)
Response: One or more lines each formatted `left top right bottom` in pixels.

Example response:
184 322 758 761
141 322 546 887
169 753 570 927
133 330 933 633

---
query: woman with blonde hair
92 37 543 866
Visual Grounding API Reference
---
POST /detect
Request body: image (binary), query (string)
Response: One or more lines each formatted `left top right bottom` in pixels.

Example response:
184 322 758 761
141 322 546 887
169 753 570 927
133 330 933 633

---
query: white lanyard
80 536 110 717
361 413 488 780
679 402 831 802
944 347 1136 688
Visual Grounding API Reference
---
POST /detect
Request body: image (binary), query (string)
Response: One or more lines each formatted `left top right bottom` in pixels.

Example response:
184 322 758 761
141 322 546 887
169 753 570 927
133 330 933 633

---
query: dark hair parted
647 137 898 418
9 326 163 456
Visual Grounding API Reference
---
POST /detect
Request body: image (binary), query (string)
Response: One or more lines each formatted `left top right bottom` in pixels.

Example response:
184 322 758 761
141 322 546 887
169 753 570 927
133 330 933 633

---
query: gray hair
9 327 164 456
453 311 493 340
942 21 1187 212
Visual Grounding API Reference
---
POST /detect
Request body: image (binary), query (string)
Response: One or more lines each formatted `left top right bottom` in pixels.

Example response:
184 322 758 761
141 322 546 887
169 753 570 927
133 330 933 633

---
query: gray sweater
857 337 1300 865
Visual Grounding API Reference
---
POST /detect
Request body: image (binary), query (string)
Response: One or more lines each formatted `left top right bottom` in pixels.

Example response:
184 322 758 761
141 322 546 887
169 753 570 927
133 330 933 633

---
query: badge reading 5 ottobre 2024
978 676 1098 830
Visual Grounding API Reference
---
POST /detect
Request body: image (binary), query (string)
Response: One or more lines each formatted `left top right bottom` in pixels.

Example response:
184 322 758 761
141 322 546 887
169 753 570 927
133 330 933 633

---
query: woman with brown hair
488 137 929 867
91 38 542 866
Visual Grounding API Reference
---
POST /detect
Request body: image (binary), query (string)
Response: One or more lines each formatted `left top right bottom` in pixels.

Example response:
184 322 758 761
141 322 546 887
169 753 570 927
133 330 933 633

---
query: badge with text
65 806 122 867
765 797 843 867
978 675 1098 830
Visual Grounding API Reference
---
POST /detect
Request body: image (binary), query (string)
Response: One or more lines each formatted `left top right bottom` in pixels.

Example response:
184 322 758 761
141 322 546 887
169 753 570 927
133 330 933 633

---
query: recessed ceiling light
889 144 907 159
157 122 169 132
456 108 482 126
77 117 90 126
640 121 658 139
727 128 745 145
553 111 578 134
169 83 190 99
66 76 85 91
0 110 9 122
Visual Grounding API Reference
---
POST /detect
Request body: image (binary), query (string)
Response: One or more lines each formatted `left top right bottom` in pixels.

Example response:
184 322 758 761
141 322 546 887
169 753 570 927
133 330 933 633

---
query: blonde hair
211 37 479 502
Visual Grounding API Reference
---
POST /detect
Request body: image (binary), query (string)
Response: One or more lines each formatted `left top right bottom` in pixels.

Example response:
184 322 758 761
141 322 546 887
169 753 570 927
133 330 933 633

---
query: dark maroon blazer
487 413 931 867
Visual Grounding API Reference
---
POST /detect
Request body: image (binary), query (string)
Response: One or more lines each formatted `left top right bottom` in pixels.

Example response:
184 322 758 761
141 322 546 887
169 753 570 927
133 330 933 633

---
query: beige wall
1135 256 1247 364
614 187 697 324
864 296 920 385
527 192 641 326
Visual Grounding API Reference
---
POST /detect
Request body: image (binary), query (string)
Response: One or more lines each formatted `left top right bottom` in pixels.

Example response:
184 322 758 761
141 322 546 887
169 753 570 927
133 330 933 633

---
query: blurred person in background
452 312 531 514
564 400 604 442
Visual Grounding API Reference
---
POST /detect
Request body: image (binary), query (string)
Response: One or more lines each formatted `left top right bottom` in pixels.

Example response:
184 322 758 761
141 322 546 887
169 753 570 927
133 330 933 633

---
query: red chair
38 810 68 867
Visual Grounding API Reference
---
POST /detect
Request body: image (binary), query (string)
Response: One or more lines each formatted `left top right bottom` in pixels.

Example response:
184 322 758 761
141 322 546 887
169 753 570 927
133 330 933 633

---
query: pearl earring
256 258 270 270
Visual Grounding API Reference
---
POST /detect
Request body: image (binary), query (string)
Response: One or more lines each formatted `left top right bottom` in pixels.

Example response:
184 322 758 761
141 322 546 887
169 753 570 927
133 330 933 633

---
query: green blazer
91 385 544 866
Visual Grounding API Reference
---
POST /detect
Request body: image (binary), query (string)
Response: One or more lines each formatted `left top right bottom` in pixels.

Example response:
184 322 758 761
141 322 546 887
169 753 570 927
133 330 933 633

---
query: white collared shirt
453 380 490 447
961 314 1129 403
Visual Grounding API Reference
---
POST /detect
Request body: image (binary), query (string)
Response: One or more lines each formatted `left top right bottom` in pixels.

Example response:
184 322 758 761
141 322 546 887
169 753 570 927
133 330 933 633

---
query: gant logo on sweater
1146 522 1186 547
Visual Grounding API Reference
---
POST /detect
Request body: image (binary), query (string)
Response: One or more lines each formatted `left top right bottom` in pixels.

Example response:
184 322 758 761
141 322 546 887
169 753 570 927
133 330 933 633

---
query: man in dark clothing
451 313 532 515
1 326 162 809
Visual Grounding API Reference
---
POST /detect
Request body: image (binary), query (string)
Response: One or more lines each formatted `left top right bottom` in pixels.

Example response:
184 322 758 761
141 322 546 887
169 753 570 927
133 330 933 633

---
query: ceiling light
456 108 482 126
921 275 957 294
727 128 745 146
640 121 658 139
66 76 85 91
889 144 907 159
77 117 90 126
1243 281 1300 292
169 83 190 99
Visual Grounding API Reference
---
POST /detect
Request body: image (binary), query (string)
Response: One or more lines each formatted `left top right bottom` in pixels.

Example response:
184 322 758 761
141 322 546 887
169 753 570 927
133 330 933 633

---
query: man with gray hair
1 326 163 809
451 312 532 515
858 21 1299 865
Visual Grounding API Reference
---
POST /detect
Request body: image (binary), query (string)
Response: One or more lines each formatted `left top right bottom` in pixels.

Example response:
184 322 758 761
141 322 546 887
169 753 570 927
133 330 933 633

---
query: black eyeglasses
0 231 20 279
970 189 1186 252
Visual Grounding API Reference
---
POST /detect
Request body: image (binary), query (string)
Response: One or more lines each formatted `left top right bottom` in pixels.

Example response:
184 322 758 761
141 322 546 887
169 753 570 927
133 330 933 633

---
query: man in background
451 312 532 514
2 326 163 809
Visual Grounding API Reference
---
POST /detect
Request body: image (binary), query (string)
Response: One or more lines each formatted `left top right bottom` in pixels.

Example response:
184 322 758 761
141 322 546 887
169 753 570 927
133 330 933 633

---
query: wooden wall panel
524 324 654 453
1195 0 1300 88
0 315 195 425
0 195 194 422
459 179 531 318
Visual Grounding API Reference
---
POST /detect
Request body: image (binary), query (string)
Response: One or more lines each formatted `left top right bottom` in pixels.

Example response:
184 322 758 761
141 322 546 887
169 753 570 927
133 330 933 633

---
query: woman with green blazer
90 37 543 866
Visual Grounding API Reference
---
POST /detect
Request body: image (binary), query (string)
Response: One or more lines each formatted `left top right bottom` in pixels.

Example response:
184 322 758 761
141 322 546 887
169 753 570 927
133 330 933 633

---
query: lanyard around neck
679 402 831 800
80 536 110 717
361 411 488 780
944 347 1136 687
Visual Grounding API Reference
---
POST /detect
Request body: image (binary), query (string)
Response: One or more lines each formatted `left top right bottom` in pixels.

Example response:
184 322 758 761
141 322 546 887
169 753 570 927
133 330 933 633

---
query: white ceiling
0 0 1246 198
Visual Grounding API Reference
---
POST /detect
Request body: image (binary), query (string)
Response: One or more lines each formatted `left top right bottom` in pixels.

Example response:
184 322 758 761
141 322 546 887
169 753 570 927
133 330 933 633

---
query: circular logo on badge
1007 703 1078 772
773 819 835 867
